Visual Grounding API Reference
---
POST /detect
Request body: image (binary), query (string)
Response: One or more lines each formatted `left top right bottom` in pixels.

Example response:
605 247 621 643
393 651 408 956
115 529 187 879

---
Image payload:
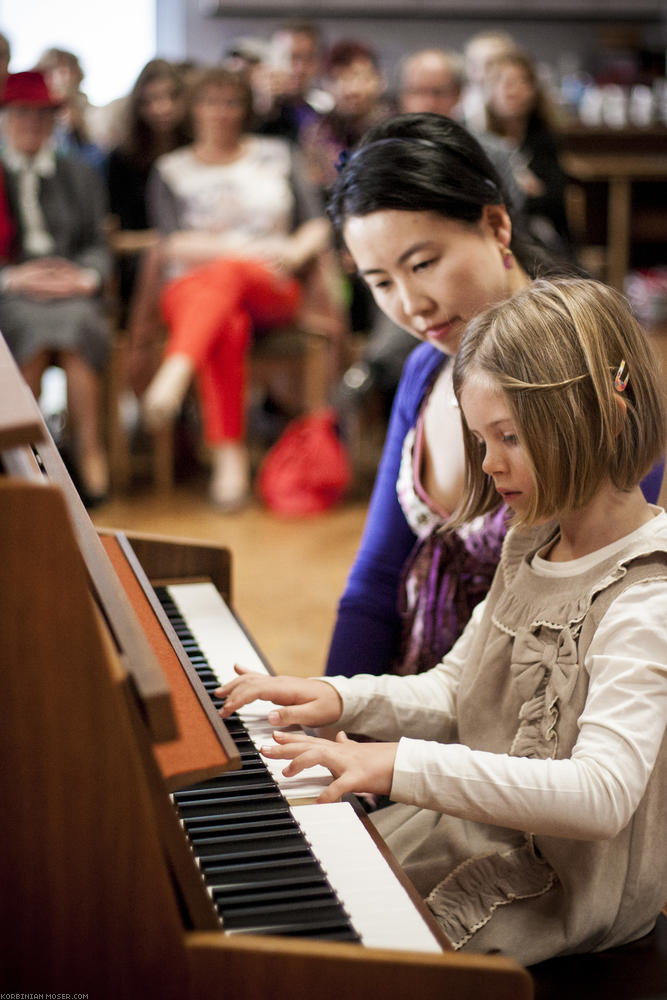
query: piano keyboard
158 581 442 953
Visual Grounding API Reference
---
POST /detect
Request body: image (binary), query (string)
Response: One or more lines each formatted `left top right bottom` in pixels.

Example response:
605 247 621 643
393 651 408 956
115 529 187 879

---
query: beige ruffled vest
375 519 667 966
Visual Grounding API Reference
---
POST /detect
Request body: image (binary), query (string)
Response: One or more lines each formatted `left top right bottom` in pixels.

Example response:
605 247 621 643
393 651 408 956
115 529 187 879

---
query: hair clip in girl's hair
614 360 629 392
335 149 351 174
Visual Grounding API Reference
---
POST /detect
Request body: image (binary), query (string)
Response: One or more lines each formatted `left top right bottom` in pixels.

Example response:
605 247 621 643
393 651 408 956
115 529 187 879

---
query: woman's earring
501 247 514 270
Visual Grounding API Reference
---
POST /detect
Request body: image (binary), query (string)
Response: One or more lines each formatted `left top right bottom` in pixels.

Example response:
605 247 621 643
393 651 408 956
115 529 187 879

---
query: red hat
0 71 61 108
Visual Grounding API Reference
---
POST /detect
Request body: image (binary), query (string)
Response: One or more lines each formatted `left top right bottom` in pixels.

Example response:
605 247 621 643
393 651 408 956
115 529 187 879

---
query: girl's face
343 207 515 356
139 77 185 134
459 371 535 517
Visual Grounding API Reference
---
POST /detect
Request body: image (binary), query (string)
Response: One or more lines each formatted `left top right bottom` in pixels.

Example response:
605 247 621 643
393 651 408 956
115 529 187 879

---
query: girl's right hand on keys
215 665 343 728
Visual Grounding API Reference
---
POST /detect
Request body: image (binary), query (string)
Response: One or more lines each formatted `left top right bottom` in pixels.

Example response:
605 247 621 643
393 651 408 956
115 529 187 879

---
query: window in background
0 0 156 105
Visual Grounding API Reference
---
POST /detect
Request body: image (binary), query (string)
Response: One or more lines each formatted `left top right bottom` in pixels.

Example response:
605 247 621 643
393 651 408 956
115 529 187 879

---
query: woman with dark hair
324 112 663 679
481 49 572 256
106 59 191 317
107 59 190 235
138 66 330 509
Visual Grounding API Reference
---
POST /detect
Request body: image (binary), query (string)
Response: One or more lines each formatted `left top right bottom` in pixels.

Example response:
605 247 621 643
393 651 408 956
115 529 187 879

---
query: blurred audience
481 48 572 258
0 32 10 91
253 21 332 143
398 48 463 119
300 39 392 193
133 67 331 510
0 71 111 505
35 47 106 170
461 29 517 132
106 58 191 318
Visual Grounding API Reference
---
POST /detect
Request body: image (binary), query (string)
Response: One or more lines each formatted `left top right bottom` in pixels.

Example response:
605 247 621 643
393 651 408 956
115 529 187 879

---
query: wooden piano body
0 333 533 999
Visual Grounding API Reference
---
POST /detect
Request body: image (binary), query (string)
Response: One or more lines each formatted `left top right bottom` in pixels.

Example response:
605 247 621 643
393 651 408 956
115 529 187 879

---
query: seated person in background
35 48 106 171
106 59 191 320
398 48 464 119
460 29 518 133
481 48 573 259
300 39 393 194
253 21 332 144
136 66 331 511
0 71 111 505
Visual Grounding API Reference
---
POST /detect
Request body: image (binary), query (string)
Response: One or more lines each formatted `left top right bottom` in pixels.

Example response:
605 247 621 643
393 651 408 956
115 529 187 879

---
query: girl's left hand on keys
261 729 398 804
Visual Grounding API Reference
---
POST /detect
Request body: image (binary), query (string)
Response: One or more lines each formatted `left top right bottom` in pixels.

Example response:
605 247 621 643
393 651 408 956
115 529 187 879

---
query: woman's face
192 82 247 142
490 63 536 121
139 77 185 134
343 207 514 356
5 105 55 156
330 58 384 121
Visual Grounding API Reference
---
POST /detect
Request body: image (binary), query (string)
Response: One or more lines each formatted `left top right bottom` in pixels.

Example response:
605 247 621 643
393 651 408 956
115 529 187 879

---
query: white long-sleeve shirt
324 511 667 842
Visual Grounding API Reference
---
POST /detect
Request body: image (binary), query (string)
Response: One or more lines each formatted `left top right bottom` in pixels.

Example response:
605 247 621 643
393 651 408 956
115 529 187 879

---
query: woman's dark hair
120 59 191 171
327 112 556 276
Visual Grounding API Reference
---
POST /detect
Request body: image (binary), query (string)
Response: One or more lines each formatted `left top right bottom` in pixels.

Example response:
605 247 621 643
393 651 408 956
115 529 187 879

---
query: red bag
257 407 351 516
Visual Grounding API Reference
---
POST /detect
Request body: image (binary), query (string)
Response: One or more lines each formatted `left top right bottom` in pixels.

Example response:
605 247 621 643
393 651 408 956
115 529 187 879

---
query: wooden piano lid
101 532 241 790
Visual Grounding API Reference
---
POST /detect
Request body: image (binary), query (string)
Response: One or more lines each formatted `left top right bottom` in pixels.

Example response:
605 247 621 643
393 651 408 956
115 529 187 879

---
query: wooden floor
91 482 369 680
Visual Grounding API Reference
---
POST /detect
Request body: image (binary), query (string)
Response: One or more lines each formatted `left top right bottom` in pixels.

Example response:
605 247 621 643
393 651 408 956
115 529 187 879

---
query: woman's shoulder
399 342 447 398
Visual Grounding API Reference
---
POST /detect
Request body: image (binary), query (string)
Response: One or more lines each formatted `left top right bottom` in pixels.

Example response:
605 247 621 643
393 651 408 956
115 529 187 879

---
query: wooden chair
104 229 347 495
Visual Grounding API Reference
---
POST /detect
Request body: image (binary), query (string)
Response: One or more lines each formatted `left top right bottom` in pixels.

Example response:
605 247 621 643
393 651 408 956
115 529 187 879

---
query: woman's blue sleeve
640 457 665 505
325 345 443 677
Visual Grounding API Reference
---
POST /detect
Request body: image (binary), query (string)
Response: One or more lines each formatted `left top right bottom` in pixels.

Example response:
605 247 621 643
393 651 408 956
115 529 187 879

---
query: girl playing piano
216 276 667 966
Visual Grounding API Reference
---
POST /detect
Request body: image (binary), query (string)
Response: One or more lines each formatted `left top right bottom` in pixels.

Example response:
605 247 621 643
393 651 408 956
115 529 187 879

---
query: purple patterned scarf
395 507 507 675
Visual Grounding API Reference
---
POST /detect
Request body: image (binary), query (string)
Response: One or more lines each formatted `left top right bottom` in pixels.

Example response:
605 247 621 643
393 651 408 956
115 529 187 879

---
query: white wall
0 0 156 105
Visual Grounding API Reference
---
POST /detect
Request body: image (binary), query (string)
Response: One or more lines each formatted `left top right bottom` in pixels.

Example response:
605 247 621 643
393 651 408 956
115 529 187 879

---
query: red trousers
160 258 301 442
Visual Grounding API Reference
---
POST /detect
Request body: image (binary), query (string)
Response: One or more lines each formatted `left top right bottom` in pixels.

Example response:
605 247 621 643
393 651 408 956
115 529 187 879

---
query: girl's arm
325 345 445 677
390 578 667 840
258 580 667 821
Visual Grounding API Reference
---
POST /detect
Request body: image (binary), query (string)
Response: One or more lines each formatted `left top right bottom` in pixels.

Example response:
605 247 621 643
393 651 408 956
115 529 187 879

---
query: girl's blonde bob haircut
451 276 666 528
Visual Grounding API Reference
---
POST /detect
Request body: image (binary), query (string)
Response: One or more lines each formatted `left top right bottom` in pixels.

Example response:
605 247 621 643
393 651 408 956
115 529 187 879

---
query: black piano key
175 777 278 800
188 816 298 840
222 904 356 940
197 838 313 863
213 880 330 906
202 857 333 889
177 795 287 822
212 873 331 896
153 585 359 944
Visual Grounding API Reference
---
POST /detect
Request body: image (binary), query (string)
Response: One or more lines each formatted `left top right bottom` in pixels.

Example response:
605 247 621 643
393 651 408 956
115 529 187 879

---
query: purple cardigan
325 342 665 678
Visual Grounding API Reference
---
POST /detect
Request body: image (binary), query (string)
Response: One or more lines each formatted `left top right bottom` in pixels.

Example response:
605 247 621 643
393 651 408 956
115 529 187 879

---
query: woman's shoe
209 442 250 512
142 354 194 431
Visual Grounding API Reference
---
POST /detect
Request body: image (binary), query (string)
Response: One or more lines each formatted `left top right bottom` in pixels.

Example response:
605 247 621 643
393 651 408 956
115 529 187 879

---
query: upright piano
0 333 532 998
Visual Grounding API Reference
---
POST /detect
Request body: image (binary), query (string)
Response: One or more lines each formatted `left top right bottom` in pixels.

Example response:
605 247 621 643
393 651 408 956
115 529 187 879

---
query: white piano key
291 801 442 953
167 581 333 799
